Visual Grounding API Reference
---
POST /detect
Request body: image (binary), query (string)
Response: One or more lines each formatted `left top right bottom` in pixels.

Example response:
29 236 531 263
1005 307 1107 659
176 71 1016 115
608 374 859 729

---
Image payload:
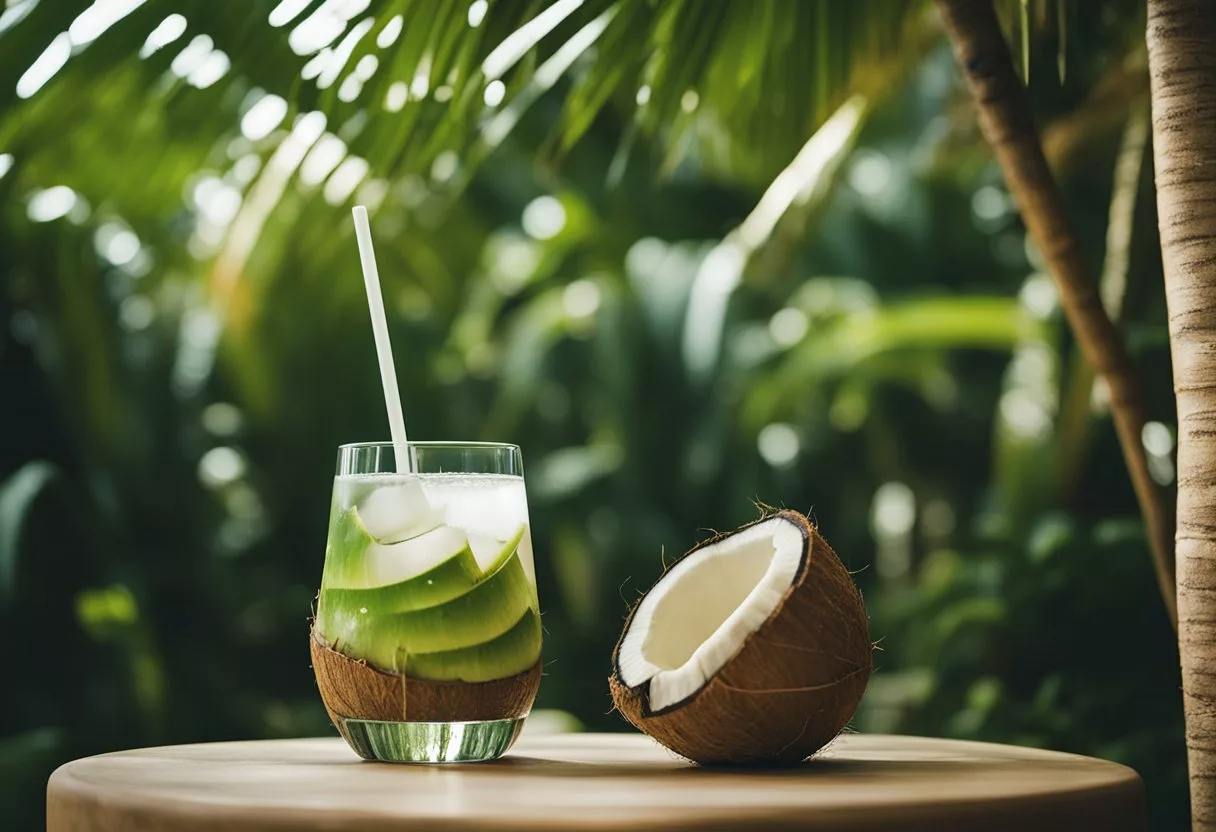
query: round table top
47 732 1145 832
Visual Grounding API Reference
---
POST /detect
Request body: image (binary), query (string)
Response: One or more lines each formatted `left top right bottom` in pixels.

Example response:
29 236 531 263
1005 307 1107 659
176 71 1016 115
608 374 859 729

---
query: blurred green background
0 0 1187 828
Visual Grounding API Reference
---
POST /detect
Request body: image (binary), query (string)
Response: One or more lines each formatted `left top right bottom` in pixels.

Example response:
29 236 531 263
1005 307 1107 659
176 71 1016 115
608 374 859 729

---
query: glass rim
338 440 521 451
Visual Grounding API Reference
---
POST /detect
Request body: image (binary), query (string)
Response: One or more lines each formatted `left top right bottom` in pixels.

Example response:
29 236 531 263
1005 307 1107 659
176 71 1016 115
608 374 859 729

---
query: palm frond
2 0 928 198
0 0 935 413
683 96 869 381
549 0 926 182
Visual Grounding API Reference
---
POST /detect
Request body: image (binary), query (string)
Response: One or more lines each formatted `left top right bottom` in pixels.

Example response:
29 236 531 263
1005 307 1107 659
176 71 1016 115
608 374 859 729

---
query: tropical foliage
0 0 1187 828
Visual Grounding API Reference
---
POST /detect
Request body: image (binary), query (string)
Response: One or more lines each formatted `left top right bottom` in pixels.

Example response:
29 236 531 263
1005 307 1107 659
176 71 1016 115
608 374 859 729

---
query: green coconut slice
320 508 375 590
468 524 526 574
321 547 483 614
325 521 476 591
316 548 536 666
403 607 542 682
322 521 530 613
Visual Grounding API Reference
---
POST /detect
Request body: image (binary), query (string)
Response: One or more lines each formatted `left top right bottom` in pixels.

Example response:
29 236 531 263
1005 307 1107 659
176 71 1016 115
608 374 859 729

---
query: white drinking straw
352 205 410 473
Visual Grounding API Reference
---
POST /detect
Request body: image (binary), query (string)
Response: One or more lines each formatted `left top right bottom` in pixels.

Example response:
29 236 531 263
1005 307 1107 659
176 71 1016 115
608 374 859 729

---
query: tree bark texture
1147 0 1216 826
936 0 1177 626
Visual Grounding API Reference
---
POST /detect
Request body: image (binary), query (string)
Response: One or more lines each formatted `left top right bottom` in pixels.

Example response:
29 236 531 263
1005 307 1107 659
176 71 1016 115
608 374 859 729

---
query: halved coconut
609 510 871 765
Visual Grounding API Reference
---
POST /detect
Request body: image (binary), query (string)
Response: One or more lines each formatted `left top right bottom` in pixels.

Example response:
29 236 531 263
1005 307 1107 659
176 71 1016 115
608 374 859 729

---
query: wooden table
47 733 1145 831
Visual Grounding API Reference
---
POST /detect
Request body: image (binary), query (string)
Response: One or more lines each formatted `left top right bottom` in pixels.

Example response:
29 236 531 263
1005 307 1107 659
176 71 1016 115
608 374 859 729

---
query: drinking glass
311 442 541 763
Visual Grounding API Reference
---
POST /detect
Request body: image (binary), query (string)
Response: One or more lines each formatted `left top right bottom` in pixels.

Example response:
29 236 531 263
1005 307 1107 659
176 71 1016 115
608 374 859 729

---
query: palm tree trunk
1147 0 1216 825
936 0 1177 626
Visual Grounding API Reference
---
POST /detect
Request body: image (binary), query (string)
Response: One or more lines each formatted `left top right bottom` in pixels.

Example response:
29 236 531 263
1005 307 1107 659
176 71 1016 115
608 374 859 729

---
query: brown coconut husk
609 509 871 766
310 631 541 725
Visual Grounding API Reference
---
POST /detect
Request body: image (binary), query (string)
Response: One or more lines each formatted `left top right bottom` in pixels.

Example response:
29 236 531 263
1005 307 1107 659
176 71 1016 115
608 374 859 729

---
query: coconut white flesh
359 525 471 588
358 481 444 544
617 517 804 711
468 524 526 574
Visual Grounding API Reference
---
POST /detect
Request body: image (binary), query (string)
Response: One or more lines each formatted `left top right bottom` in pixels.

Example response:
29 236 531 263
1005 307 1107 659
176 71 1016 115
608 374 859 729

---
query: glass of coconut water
311 441 541 763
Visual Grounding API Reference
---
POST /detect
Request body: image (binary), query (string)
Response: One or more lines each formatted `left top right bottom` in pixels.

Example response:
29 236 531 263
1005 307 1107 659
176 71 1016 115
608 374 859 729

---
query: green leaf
0 461 59 603
0 726 63 829
5 0 927 191
746 296 1045 427
532 444 624 500
0 727 61 774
